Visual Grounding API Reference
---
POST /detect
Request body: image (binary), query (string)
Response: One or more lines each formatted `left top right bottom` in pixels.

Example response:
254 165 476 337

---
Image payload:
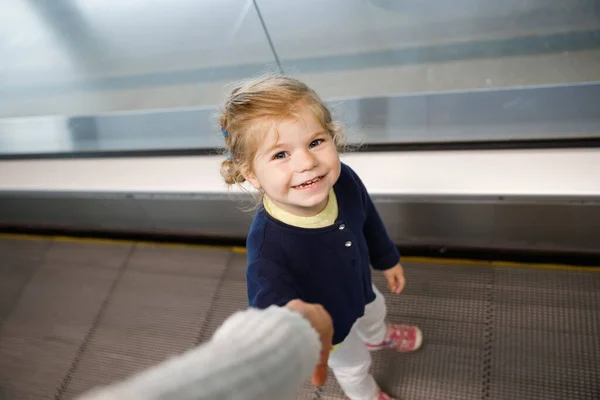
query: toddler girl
219 75 422 400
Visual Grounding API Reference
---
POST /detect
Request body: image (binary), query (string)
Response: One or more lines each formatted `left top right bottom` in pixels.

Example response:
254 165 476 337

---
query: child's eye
309 139 324 149
272 151 287 160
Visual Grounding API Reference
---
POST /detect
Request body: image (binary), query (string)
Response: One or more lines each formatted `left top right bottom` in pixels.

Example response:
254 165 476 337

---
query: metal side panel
1 193 599 254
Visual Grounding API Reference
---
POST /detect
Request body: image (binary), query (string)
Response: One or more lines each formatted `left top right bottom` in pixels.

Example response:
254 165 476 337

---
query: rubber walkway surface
0 237 598 399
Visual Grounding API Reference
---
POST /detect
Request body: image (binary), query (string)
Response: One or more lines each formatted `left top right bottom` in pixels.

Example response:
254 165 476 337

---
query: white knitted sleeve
76 306 321 400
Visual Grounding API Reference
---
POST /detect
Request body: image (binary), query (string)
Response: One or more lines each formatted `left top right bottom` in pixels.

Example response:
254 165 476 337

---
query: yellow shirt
263 189 341 353
263 189 338 229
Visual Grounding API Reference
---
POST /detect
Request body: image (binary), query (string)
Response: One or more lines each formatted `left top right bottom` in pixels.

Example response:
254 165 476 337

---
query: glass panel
258 0 600 144
259 0 600 98
1 0 599 156
0 0 276 118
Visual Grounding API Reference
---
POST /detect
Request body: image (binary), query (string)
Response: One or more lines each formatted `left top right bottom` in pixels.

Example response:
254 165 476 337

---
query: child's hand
285 299 333 387
383 263 406 294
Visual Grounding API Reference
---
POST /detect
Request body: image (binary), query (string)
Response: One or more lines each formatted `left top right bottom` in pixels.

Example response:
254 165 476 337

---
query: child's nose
294 149 318 172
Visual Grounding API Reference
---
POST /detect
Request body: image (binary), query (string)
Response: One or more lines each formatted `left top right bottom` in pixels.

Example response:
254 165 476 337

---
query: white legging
328 285 388 400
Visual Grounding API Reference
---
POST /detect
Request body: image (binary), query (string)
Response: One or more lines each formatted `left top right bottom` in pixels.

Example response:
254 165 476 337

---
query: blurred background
1 0 600 154
0 1 599 400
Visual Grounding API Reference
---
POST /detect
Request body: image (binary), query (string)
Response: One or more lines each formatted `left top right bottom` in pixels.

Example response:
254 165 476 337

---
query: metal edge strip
2 137 600 161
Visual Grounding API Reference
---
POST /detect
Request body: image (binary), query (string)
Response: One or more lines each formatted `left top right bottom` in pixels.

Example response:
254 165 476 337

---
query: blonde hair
218 75 346 186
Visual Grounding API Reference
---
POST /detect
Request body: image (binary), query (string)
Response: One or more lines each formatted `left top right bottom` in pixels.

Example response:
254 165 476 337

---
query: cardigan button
345 241 352 247
339 224 346 230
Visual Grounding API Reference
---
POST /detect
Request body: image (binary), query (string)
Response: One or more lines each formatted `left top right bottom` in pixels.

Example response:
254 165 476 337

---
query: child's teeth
296 176 321 188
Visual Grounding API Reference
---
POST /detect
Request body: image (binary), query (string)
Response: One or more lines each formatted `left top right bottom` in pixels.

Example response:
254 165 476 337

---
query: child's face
247 103 341 217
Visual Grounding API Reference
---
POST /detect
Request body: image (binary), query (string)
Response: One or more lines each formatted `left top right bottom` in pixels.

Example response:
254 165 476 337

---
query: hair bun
220 159 246 185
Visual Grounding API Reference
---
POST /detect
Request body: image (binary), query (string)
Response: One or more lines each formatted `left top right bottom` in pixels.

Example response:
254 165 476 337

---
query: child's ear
242 169 262 190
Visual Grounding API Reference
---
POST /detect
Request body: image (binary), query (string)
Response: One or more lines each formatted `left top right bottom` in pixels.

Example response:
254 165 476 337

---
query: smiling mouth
292 176 324 189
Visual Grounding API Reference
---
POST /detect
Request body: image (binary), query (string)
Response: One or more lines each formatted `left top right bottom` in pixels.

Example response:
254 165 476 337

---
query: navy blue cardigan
246 162 399 345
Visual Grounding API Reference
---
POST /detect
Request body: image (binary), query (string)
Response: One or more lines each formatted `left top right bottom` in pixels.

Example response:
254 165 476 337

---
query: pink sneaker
373 389 396 400
345 388 395 400
366 323 423 352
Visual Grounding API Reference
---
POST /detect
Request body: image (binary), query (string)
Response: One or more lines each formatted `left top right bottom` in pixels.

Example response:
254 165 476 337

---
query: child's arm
247 258 332 387
346 165 407 293
247 258 301 310
346 165 400 271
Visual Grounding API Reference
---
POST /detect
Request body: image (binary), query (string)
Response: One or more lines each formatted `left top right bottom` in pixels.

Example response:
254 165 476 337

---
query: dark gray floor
0 237 598 400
